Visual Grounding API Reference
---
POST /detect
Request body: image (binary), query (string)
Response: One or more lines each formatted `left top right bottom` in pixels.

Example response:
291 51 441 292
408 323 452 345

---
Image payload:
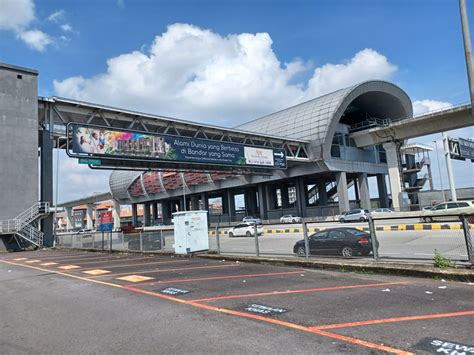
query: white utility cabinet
172 210 209 254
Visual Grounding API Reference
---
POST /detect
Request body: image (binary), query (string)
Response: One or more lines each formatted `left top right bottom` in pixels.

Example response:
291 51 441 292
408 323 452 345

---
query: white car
371 208 393 215
242 216 262 225
421 201 474 222
280 215 302 223
228 223 264 237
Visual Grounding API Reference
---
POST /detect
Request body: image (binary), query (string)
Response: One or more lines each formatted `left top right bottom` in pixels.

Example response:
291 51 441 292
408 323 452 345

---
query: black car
293 228 376 257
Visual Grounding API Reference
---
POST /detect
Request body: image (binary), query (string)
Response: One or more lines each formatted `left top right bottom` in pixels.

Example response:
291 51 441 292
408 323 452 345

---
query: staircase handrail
14 202 50 224
17 223 44 246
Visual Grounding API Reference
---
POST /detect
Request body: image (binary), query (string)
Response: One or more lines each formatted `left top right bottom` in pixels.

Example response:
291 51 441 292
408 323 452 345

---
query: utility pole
433 140 446 201
459 0 474 115
442 133 457 201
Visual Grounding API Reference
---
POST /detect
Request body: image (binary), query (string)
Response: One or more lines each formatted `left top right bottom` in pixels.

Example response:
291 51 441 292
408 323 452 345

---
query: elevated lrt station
2 62 470 249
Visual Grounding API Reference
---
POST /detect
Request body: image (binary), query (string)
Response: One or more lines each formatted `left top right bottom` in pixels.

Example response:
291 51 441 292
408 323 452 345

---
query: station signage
67 123 287 169
458 137 474 161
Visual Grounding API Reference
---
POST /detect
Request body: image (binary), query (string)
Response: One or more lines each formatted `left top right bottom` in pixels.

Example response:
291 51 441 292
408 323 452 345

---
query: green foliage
434 250 454 269
164 147 177 160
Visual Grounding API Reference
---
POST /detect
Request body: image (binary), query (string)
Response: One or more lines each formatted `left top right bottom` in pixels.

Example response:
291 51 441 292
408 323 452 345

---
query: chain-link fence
56 213 473 266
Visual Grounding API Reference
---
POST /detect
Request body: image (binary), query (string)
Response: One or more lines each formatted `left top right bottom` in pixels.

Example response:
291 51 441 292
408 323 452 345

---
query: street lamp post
459 0 474 115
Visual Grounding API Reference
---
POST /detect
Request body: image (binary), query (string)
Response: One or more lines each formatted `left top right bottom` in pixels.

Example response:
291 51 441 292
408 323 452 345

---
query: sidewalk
198 253 474 282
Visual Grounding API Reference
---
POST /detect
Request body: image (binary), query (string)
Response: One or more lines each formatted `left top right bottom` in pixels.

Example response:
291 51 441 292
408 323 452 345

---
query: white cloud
18 29 53 51
54 23 397 127
47 10 65 23
0 0 35 31
306 48 397 98
412 99 452 116
60 23 73 32
0 0 58 51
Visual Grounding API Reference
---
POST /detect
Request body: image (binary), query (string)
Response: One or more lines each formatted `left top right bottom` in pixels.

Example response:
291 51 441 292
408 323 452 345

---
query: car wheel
424 217 433 223
341 246 353 257
468 215 474 224
292 219 296 223
296 246 306 257
246 231 252 237
359 217 366 222
339 218 345 223
228 232 234 238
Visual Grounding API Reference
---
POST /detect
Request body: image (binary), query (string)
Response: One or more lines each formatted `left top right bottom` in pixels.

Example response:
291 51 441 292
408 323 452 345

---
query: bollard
254 223 260 257
121 232 125 250
303 221 310 259
92 233 95 249
139 232 143 252
368 215 379 260
461 214 473 265
109 231 113 252
215 226 221 255
101 231 105 251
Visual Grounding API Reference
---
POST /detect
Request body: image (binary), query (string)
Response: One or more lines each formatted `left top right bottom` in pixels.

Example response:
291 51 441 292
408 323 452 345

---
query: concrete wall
0 64 38 220
418 187 474 208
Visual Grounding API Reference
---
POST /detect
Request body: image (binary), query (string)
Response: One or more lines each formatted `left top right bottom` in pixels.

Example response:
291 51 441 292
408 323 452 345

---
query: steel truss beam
38 97 311 161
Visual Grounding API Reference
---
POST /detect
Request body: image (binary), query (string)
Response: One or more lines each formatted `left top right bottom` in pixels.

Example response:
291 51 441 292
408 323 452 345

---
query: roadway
1 250 473 354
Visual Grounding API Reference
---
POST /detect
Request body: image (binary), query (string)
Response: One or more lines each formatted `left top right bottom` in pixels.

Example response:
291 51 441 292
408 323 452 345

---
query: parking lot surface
1 250 473 354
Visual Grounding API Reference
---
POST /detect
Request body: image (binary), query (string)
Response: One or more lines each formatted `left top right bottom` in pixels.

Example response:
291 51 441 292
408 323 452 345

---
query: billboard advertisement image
69 124 287 169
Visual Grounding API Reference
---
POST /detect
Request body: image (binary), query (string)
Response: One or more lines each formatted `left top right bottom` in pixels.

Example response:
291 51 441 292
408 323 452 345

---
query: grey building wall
0 64 39 220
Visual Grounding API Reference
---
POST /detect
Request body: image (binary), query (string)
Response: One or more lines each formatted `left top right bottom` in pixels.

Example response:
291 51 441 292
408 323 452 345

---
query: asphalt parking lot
1 250 473 354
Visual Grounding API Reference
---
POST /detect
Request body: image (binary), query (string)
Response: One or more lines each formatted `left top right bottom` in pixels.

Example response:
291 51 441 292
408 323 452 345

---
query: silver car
242 216 262 225
339 209 370 223
280 214 302 223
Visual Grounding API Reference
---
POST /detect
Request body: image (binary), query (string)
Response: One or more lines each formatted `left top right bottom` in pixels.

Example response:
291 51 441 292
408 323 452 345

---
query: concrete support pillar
336 172 350 213
257 183 268 220
247 188 258 215
226 189 235 220
161 201 170 222
151 202 157 221
377 175 390 208
295 177 307 217
280 183 290 208
132 204 138 227
358 173 371 209
65 207 73 231
144 203 151 226
86 204 93 229
200 193 208 210
317 180 328 205
190 196 199 210
40 130 54 246
383 142 403 211
353 178 360 203
112 200 121 230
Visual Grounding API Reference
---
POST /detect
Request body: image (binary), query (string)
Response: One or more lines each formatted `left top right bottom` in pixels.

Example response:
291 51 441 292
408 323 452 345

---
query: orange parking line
80 259 190 271
125 285 410 354
190 281 408 303
0 259 410 354
309 328 412 354
89 263 241 278
310 310 474 330
125 270 306 287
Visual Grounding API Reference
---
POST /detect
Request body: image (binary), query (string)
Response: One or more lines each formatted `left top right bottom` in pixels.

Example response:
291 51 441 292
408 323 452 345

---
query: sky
0 0 473 203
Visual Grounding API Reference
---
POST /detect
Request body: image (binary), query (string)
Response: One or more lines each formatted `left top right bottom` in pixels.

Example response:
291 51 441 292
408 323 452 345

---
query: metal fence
56 213 473 266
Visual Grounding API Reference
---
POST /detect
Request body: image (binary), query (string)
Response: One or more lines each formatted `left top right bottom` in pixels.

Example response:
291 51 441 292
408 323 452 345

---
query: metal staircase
0 202 50 247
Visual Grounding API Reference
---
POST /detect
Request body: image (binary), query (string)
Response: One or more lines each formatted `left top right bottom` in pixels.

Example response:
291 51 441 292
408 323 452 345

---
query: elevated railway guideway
348 103 473 210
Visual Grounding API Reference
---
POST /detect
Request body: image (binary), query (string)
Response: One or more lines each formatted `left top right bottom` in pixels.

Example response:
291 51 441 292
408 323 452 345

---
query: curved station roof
110 80 413 203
